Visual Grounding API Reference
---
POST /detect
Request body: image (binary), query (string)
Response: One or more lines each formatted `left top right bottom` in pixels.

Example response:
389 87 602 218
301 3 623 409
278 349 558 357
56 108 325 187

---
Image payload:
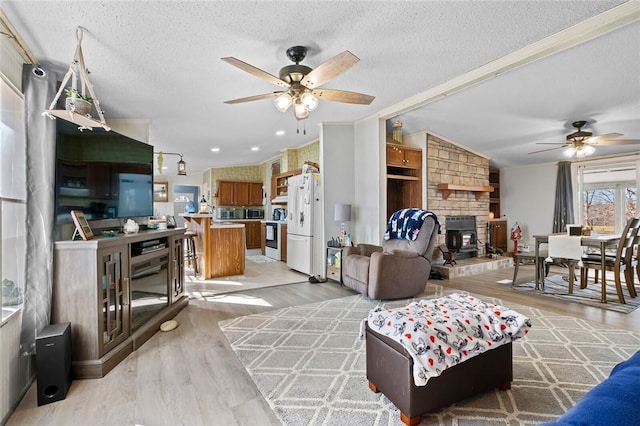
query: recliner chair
342 214 439 300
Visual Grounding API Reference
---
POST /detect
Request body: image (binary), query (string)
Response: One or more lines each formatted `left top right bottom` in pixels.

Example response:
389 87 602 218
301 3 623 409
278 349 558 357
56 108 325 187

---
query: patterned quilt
366 293 531 386
384 209 440 241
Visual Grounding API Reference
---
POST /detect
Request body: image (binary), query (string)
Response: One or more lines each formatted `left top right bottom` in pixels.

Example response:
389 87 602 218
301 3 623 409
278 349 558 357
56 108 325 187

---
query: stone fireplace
426 133 491 258
445 215 478 259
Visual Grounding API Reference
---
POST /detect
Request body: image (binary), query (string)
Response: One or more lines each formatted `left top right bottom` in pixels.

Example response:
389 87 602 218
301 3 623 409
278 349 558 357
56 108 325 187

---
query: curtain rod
0 10 38 65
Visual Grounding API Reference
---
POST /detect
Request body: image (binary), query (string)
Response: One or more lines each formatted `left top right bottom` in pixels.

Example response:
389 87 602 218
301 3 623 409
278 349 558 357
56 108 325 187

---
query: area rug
219 293 640 425
247 255 278 263
513 274 640 314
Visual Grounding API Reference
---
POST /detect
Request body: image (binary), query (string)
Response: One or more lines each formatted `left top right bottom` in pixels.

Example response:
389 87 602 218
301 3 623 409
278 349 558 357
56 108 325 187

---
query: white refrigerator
286 173 323 277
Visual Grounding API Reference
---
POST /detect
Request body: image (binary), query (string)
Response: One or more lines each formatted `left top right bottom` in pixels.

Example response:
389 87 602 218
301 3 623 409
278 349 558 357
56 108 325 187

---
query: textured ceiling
2 1 639 173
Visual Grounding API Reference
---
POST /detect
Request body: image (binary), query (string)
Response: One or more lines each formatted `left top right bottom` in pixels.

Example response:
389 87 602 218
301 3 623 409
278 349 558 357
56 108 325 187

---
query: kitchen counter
182 214 245 278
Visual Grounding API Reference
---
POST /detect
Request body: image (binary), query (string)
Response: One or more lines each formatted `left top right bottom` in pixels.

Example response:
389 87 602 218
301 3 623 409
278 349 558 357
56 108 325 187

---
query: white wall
501 162 557 251
152 172 203 218
353 116 385 245
319 123 355 244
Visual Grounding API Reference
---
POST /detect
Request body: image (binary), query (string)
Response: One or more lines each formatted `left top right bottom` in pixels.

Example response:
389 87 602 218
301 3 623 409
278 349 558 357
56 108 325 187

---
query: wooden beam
437 183 494 200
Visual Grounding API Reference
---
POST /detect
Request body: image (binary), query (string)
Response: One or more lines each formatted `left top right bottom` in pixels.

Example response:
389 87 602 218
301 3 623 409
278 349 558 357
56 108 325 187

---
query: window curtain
552 161 575 233
20 64 57 355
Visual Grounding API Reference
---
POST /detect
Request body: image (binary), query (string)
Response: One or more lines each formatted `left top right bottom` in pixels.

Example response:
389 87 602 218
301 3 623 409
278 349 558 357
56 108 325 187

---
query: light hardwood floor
7 259 640 425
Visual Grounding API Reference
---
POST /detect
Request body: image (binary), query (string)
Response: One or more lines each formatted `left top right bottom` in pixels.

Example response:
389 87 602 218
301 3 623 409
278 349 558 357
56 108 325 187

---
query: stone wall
427 134 491 255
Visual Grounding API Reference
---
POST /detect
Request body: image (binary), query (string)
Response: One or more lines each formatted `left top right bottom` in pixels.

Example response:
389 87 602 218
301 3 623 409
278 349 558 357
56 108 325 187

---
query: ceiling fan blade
535 143 569 145
301 51 360 89
594 139 640 146
528 145 568 154
312 88 374 105
586 132 623 142
221 57 290 88
224 92 285 104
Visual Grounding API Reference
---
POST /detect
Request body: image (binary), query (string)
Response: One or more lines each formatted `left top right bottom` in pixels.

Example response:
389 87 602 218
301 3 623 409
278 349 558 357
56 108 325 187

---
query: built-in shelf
437 183 494 200
387 174 420 181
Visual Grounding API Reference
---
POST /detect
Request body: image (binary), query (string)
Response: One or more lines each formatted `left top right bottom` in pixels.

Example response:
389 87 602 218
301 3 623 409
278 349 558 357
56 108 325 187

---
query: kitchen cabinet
271 170 300 203
248 182 263 206
280 223 288 262
386 143 422 219
53 228 187 379
489 219 508 251
238 220 261 249
217 180 263 206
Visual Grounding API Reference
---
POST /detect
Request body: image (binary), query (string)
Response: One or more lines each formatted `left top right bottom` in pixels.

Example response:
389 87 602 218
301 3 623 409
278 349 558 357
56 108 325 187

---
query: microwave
245 208 264 219
217 208 239 220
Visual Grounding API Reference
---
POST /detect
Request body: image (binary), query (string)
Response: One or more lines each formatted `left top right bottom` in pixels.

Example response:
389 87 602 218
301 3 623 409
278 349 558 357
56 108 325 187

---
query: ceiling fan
221 46 374 121
529 120 640 158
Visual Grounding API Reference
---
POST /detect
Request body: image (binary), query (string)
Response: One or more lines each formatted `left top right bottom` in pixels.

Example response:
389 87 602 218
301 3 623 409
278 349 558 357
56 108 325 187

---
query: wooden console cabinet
53 228 188 379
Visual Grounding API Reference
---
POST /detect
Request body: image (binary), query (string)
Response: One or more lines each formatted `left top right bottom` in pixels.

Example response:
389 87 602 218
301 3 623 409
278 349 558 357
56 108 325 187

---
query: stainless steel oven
265 221 280 260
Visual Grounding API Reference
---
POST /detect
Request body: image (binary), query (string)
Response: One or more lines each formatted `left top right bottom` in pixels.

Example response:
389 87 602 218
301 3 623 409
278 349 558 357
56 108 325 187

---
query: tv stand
53 228 187 379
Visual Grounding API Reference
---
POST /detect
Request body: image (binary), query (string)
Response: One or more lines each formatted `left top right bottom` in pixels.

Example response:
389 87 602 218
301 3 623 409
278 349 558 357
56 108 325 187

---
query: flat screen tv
55 120 154 224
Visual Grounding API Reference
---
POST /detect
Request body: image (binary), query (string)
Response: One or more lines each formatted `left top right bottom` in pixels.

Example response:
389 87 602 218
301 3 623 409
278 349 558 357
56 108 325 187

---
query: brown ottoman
366 323 513 426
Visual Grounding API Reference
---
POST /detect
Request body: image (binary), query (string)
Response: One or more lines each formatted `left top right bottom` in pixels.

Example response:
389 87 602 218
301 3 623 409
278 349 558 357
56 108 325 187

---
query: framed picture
153 181 169 202
70 210 94 240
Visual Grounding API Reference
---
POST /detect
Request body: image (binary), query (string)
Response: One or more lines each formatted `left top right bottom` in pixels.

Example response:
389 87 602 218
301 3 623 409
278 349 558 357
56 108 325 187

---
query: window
576 159 639 235
1 75 26 322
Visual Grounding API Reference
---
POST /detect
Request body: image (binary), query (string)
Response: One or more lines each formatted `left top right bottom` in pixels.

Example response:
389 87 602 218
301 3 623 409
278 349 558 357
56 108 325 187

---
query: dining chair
580 217 640 304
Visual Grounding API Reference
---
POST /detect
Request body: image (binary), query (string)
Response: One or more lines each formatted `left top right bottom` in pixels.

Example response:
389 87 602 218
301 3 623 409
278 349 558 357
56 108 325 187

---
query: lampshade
293 101 309 120
274 93 292 112
334 204 351 222
301 92 318 111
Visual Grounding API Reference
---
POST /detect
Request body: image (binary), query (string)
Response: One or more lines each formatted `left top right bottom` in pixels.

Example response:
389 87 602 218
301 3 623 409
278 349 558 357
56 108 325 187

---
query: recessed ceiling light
162 166 168 170
211 147 220 152
251 147 259 151
275 130 285 136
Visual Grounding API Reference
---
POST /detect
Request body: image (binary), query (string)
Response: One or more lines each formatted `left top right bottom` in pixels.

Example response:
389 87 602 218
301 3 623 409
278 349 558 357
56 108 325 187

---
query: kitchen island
182 214 245 278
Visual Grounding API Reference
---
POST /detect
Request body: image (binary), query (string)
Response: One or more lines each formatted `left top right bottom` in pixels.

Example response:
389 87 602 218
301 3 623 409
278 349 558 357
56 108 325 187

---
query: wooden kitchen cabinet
238 221 261 249
217 181 235 206
217 180 263 206
489 219 508 251
271 170 300 203
248 182 263 206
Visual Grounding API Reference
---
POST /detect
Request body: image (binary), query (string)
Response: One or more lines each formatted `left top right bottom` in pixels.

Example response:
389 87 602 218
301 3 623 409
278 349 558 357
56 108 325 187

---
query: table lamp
334 204 351 245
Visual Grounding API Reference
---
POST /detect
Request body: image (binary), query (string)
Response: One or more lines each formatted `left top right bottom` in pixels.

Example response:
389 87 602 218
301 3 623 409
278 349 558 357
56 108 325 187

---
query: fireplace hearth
445 215 478 259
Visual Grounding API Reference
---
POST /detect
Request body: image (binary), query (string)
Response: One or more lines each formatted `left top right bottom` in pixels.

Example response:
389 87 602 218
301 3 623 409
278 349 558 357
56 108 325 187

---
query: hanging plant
65 88 93 103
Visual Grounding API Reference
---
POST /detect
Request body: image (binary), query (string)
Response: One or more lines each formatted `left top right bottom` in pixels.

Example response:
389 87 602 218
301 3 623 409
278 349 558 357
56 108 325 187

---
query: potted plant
64 88 93 116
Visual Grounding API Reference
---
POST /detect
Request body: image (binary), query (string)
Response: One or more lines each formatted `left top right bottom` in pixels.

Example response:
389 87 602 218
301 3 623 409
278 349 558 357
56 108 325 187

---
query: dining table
533 233 620 303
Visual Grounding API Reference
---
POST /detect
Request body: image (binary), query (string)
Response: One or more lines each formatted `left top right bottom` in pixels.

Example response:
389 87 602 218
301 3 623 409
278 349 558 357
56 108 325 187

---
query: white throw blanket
366 293 531 386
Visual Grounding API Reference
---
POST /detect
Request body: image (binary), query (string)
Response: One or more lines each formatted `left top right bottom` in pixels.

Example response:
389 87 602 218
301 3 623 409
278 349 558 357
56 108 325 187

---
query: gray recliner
342 215 439 300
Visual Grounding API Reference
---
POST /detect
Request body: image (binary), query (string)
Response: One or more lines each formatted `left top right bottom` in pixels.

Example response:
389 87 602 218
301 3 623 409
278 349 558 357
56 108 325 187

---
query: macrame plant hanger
43 27 110 131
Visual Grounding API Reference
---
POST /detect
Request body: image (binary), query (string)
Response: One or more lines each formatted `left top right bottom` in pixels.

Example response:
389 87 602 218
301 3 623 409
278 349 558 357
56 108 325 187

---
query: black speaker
36 322 72 406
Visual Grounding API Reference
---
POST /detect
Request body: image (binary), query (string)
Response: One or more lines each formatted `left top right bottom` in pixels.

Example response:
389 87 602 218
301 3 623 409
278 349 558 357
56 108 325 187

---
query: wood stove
445 215 478 259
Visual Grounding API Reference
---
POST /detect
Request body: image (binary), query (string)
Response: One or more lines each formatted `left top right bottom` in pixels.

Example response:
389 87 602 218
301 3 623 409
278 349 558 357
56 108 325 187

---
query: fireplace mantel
437 183 494 200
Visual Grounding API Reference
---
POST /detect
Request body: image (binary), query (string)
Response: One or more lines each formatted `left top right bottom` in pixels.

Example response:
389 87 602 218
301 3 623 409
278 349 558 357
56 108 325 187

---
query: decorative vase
123 219 139 234
65 97 92 116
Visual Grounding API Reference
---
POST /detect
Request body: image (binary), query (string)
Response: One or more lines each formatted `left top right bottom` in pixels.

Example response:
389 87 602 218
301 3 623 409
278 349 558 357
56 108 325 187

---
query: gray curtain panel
552 161 575 233
20 64 57 355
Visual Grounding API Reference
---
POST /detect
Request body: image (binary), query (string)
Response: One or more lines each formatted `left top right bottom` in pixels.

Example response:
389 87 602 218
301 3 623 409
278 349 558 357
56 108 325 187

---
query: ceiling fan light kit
222 45 374 123
530 120 640 158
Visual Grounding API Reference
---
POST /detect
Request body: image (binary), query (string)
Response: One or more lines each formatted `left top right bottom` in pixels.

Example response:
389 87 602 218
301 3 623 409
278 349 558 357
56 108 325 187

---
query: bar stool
184 230 198 275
